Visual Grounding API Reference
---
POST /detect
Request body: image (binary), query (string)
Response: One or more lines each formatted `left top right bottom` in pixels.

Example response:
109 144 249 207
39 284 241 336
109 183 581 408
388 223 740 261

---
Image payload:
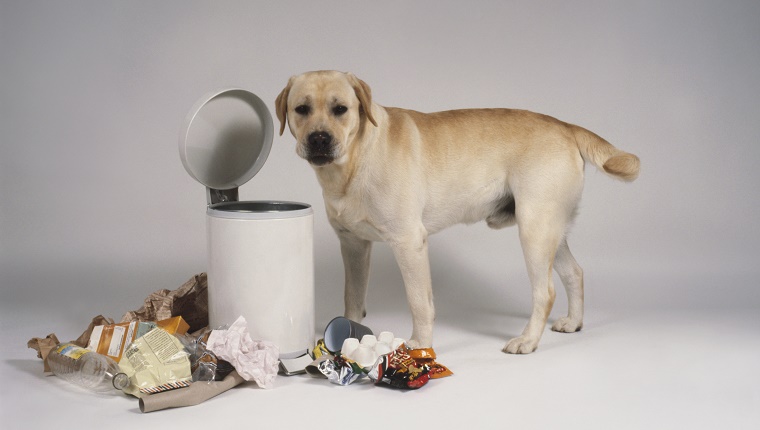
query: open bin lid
179 89 273 195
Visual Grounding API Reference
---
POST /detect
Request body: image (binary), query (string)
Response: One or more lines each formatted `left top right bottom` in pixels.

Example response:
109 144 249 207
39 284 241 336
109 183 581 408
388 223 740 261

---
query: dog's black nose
308 131 332 148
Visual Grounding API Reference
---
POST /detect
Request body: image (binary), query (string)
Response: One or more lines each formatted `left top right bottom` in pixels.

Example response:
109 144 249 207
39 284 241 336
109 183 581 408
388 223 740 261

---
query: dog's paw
551 317 583 333
404 338 431 350
502 336 539 354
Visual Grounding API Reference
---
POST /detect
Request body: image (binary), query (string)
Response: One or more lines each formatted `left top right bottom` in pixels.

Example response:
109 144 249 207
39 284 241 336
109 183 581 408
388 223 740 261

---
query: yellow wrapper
118 328 192 398
312 339 330 360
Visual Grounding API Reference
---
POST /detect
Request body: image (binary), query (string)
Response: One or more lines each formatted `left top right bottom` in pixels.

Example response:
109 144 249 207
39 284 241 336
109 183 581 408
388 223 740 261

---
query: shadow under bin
179 88 315 375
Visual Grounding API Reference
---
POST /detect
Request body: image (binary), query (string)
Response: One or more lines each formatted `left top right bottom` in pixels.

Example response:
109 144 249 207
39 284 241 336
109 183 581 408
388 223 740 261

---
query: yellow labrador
276 70 639 353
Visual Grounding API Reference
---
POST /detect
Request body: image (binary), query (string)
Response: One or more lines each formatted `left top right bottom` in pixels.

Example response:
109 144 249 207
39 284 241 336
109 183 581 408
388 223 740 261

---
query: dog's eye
295 105 311 115
333 105 348 116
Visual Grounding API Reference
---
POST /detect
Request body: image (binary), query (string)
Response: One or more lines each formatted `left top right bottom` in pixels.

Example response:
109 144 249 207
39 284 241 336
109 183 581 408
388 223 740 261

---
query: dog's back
385 106 639 181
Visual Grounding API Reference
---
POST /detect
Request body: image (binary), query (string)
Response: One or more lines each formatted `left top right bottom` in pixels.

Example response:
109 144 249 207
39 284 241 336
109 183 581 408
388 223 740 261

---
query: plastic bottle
47 343 130 394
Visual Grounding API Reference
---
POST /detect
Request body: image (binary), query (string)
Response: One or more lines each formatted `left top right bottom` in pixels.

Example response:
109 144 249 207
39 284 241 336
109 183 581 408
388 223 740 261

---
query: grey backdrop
2 0 758 343
3 1 760 428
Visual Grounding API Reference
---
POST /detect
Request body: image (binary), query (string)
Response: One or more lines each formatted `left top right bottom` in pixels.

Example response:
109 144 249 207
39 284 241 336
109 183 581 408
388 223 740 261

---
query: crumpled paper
206 316 279 389
26 333 60 373
121 273 208 333
28 315 114 372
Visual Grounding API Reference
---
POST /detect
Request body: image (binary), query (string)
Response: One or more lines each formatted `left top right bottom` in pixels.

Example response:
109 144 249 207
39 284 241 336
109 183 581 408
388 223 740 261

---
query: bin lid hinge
207 187 239 205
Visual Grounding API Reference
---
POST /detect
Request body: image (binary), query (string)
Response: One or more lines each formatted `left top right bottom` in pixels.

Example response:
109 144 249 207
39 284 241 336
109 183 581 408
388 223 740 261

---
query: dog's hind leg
503 206 564 354
339 232 373 322
551 239 584 333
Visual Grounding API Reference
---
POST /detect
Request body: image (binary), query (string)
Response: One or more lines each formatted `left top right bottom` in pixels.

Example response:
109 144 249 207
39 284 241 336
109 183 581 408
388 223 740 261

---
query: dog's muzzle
307 131 334 166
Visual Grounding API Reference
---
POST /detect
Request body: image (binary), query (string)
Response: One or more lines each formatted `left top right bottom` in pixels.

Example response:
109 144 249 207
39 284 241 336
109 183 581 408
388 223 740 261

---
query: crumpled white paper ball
206 316 280 389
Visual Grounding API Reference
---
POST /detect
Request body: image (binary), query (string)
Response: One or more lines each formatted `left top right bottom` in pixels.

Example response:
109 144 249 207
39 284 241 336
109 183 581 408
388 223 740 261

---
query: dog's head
276 71 378 167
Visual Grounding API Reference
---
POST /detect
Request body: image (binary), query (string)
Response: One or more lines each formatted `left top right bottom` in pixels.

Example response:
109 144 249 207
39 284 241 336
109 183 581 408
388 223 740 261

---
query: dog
276 70 639 354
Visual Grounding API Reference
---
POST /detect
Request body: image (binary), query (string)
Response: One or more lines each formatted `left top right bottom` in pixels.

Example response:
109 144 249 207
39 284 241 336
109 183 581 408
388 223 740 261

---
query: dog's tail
571 125 640 182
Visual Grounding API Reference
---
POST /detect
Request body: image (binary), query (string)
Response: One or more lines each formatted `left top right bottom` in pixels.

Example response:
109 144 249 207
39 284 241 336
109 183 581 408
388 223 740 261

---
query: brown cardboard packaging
87 316 190 362
157 316 190 336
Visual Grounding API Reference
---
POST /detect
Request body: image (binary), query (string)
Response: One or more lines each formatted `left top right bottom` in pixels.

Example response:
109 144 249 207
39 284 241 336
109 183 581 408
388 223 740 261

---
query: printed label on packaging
125 344 150 372
125 321 136 350
55 343 88 360
87 326 104 351
86 321 156 362
142 327 181 363
108 325 126 357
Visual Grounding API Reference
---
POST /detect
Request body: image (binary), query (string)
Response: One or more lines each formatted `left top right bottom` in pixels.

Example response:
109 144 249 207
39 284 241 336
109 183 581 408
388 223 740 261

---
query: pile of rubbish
28 273 452 413
305 321 452 389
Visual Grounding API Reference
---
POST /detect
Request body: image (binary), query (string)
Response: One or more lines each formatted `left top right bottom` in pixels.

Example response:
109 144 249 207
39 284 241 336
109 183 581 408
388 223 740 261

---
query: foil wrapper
317 355 365 386
190 331 235 382
312 339 330 360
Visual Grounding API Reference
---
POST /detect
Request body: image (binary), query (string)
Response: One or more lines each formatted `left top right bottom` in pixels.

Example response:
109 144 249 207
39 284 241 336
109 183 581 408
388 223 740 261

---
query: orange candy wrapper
407 347 453 379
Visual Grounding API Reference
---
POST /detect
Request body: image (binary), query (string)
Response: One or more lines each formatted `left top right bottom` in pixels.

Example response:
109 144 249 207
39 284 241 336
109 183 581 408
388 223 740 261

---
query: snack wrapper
306 331 451 389
367 344 452 389
367 344 430 389
312 339 330 360
118 327 193 398
407 347 454 379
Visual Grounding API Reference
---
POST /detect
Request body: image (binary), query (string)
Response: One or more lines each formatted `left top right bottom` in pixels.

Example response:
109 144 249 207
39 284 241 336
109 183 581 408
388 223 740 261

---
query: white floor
2 297 759 429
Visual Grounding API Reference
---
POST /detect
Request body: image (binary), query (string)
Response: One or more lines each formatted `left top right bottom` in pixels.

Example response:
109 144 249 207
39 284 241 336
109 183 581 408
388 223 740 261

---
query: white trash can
206 201 314 357
179 89 314 372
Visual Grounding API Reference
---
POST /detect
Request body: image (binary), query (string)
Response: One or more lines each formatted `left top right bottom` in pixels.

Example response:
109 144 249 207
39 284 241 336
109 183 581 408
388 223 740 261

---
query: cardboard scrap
26 333 60 373
120 273 208 333
139 371 246 413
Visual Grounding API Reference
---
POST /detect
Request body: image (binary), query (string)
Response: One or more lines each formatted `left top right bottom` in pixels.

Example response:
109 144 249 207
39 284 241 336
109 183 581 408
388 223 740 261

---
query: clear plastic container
47 343 130 394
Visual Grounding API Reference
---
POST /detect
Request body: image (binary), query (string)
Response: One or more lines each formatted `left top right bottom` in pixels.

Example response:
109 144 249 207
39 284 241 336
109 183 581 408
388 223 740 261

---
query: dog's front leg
388 230 434 349
339 232 373 322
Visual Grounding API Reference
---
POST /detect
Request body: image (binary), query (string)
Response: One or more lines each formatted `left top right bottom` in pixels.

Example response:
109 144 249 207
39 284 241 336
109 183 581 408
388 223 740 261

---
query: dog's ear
275 77 294 136
347 73 378 127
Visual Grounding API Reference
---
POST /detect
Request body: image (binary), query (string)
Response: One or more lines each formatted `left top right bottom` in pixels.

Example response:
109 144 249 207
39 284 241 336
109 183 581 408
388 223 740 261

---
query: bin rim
207 200 313 220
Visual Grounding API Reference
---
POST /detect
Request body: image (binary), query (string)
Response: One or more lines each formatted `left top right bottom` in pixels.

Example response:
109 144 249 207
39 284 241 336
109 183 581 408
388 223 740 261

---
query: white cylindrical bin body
206 201 314 357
